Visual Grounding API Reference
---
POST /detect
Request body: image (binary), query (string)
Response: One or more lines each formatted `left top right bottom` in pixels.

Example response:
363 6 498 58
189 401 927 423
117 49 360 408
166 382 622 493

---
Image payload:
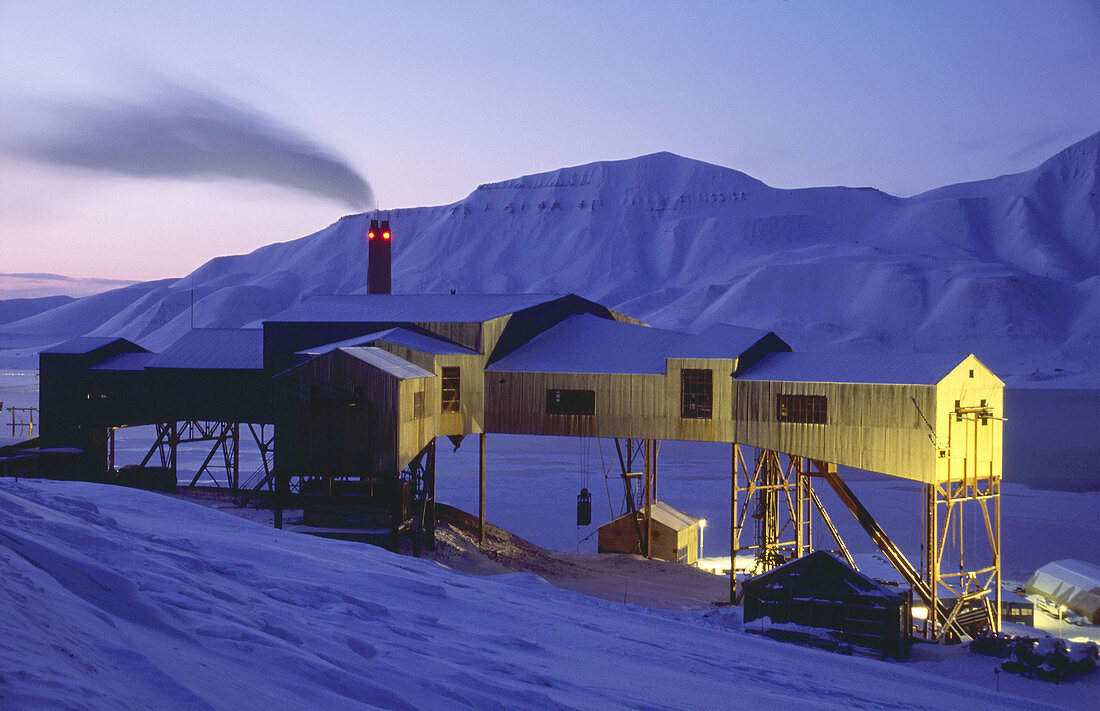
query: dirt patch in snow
167 488 731 611
421 504 732 610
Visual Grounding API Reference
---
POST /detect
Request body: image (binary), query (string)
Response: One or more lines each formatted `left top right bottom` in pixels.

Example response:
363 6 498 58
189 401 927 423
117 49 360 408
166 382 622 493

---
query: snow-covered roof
488 314 682 374
338 347 435 380
649 501 700 531
146 328 264 370
746 551 904 604
297 328 478 357
41 336 136 355
738 351 968 385
1025 559 1100 623
88 352 157 372
266 293 567 324
602 500 699 532
488 314 770 375
668 323 777 360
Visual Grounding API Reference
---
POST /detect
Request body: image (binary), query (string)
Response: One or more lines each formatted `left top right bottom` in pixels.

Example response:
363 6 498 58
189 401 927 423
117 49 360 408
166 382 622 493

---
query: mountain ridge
1 131 1097 382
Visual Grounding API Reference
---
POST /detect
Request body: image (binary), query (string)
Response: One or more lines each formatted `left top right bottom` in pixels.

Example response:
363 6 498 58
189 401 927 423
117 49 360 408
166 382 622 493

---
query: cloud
0 79 375 210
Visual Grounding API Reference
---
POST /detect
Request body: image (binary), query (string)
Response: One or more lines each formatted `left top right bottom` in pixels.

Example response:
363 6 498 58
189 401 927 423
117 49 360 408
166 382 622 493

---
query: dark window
441 367 460 413
413 391 425 419
681 369 712 419
546 389 595 416
677 545 689 564
776 394 827 424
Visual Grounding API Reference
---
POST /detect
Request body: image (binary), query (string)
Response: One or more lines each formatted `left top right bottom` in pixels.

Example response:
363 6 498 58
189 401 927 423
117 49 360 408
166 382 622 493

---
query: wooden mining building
32 217 1004 642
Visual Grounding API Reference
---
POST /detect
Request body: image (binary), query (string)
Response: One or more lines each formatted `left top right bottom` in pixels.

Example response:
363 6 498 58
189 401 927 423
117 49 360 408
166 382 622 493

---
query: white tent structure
1025 559 1100 624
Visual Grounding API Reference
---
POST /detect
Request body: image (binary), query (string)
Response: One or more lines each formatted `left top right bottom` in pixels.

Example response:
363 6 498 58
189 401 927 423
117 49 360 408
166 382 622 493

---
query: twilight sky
1 0 1098 282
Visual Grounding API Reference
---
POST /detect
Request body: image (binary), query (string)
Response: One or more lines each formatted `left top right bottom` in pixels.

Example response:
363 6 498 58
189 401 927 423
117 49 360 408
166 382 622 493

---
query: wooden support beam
478 432 486 548
730 442 738 604
644 439 653 557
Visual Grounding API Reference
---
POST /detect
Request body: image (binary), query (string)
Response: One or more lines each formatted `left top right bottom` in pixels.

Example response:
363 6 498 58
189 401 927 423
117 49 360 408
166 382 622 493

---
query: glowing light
368 231 375 240
698 518 707 529
382 231 391 241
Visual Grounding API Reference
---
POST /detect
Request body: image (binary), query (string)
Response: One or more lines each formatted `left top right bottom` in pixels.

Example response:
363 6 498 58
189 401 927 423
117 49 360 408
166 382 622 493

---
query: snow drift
0 479 1079 710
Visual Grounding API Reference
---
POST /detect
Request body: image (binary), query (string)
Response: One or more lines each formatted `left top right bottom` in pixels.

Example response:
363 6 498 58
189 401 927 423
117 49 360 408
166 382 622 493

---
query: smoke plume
1 80 375 210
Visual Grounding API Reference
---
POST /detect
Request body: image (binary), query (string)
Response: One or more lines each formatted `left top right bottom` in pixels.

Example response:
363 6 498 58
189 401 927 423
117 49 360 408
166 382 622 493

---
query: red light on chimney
382 231 391 241
368 231 376 240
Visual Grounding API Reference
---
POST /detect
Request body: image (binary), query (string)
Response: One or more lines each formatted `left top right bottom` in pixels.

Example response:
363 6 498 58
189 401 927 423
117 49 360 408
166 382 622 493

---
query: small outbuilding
598 501 701 565
1025 559 1100 624
741 550 912 659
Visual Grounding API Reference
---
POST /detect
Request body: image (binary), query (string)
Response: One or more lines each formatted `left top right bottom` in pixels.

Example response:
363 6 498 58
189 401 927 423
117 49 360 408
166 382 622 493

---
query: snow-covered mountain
1 132 1097 380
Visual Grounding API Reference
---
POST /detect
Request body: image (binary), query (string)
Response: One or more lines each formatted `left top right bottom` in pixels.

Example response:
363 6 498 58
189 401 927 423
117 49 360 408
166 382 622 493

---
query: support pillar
732 448 827 581
730 443 739 604
426 437 437 551
106 428 115 474
478 432 486 548
643 440 653 557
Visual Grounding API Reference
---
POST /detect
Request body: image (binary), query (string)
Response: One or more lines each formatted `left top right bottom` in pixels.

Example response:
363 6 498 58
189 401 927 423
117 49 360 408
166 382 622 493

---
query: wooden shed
274 345 436 477
598 501 701 565
742 551 912 659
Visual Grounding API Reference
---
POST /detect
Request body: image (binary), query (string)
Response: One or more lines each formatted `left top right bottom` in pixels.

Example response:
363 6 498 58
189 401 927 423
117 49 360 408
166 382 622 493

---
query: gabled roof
487 314 776 375
41 336 140 355
88 352 158 372
297 327 479 357
602 500 699 532
649 501 700 530
146 328 264 370
338 347 435 380
266 293 567 324
744 551 904 606
488 314 682 374
668 323 778 360
738 351 968 385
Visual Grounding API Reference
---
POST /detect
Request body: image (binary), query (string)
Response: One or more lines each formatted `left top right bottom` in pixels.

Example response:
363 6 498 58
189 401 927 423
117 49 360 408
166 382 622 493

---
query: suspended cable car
577 488 592 526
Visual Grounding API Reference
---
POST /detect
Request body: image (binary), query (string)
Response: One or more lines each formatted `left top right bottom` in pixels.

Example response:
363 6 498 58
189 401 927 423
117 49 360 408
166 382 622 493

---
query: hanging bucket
577 488 592 526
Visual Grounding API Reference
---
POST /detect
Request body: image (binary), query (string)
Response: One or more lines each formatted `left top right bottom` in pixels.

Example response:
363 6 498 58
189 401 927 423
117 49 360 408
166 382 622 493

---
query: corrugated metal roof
298 327 478 357
41 336 134 355
488 314 772 375
266 293 566 324
146 328 264 370
338 347 435 380
88 352 158 371
738 351 967 385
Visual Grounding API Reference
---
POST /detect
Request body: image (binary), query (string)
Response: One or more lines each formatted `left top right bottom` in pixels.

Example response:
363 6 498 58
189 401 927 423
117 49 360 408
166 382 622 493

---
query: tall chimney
367 217 392 294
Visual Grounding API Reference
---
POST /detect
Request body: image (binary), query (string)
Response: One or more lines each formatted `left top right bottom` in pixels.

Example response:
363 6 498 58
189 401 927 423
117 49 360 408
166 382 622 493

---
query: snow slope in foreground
1 480 1095 710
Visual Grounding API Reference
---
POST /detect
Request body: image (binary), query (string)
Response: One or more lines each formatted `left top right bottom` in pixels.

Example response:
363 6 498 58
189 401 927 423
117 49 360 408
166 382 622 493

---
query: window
776 394 827 424
677 545 689 564
413 391 425 419
680 369 712 419
546 389 595 416
441 367 460 413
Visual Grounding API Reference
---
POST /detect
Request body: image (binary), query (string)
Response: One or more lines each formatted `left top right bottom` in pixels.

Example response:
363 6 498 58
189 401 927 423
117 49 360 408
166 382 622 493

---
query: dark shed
742 551 912 658
39 337 149 480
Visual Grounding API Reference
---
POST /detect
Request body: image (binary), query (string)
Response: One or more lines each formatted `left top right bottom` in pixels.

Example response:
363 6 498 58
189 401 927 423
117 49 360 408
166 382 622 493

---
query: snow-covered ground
2 478 1097 710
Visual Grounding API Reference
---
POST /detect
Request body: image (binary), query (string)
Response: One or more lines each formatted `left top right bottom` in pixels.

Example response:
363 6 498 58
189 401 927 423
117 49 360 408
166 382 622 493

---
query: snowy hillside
2 479 1092 710
0 132 1097 381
